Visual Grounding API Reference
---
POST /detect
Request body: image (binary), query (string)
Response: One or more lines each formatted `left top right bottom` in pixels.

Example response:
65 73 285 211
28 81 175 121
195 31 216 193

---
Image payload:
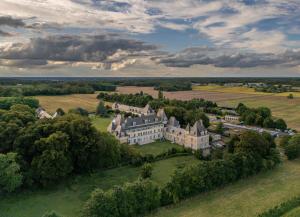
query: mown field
117 85 300 131
0 155 198 217
35 93 100 113
149 159 300 217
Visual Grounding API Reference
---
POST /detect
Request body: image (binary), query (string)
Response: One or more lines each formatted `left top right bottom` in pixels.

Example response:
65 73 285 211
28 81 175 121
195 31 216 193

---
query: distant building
247 83 267 88
108 107 211 155
224 115 240 122
224 83 243 87
111 102 155 116
36 107 53 119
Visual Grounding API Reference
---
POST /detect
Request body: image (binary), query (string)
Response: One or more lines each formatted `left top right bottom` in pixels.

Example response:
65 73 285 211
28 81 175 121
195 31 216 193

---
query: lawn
148 159 300 217
134 141 184 156
0 155 197 217
90 115 113 132
284 206 300 217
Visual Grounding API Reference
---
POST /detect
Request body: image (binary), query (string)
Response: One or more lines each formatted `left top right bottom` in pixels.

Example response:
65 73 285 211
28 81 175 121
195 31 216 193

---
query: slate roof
168 116 180 127
190 120 206 136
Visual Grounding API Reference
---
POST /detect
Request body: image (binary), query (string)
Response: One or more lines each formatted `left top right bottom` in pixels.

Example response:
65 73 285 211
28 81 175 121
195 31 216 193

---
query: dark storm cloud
0 16 25 27
157 47 300 68
0 34 157 67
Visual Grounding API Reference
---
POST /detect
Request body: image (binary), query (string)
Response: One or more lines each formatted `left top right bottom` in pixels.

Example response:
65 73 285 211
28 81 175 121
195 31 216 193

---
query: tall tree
0 152 23 193
158 90 163 100
96 101 108 117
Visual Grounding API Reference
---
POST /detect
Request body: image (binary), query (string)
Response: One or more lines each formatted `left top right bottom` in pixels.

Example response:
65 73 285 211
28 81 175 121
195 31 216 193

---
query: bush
284 134 300 160
141 163 153 179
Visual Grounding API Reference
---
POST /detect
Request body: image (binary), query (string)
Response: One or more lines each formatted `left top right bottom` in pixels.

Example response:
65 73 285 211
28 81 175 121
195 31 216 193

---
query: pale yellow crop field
35 93 100 113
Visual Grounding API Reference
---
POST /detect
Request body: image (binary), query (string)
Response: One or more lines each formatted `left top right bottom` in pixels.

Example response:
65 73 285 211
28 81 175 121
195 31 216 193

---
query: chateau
108 103 211 155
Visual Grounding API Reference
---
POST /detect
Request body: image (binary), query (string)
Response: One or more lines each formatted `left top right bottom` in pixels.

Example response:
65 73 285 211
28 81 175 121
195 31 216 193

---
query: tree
257 107 271 119
0 152 23 193
82 188 118 217
287 93 294 99
263 117 274 128
42 211 64 217
141 163 153 179
68 107 89 116
185 110 210 128
96 101 108 117
275 119 287 131
262 132 276 148
236 103 248 114
226 134 240 153
56 108 65 116
31 132 73 186
215 122 224 134
236 131 271 157
244 112 256 125
158 90 163 99
284 134 300 160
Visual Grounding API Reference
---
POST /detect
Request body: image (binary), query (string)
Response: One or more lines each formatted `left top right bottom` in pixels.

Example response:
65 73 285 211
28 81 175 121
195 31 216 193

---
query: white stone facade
108 105 211 153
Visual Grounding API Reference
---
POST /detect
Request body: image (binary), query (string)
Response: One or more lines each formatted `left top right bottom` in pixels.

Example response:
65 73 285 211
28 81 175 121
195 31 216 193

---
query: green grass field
90 115 113 132
218 96 300 131
192 85 300 131
148 159 300 217
283 206 300 217
134 141 184 156
0 155 197 217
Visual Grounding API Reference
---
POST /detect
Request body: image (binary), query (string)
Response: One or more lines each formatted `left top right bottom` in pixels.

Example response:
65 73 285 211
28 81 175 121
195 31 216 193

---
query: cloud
0 34 157 69
0 30 13 37
0 16 25 27
157 47 300 68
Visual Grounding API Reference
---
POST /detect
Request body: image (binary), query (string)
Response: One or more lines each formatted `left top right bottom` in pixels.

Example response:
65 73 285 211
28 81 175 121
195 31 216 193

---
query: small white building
224 115 240 122
36 107 53 119
111 102 155 116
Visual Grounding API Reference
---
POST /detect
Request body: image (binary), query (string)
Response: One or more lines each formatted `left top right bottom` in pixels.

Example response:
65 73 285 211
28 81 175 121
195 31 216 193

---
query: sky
1 0 300 77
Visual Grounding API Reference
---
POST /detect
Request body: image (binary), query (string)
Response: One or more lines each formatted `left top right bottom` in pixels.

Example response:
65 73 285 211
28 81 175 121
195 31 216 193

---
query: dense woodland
0 99 139 193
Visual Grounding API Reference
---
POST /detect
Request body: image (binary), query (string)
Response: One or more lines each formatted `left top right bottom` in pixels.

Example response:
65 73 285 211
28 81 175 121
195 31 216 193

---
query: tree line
237 103 287 130
0 82 116 97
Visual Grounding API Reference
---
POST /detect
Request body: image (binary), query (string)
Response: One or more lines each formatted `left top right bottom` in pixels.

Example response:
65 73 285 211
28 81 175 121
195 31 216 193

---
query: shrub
284 134 300 160
141 163 153 179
